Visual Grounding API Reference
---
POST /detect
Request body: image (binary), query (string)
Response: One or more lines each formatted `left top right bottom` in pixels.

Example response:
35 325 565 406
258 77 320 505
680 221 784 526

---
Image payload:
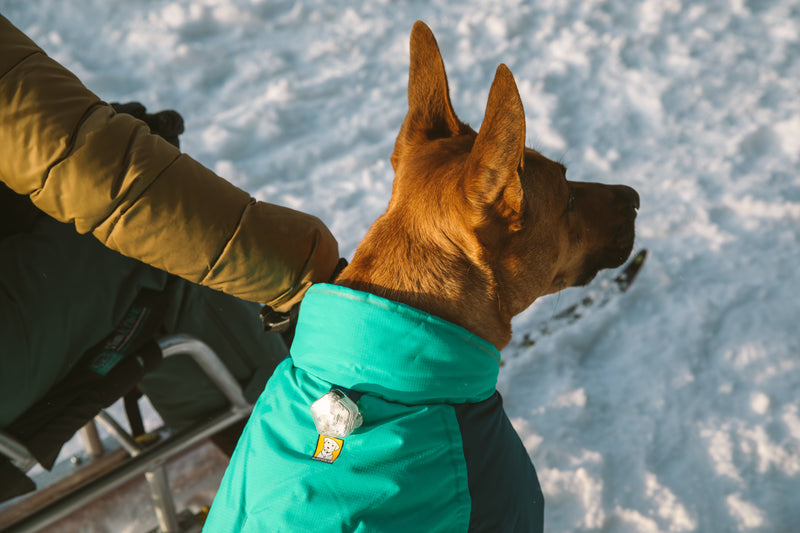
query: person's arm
0 15 338 311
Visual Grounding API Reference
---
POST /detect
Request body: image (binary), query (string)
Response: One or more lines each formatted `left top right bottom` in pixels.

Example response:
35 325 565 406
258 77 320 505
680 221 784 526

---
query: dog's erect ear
467 64 526 224
396 21 465 147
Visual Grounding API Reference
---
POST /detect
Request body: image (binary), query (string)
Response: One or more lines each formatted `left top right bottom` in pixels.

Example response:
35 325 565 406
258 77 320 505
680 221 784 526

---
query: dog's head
337 21 639 349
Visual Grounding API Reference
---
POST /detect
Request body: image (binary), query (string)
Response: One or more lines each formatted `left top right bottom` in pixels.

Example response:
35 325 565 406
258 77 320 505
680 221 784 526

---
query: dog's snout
616 185 640 214
629 188 640 211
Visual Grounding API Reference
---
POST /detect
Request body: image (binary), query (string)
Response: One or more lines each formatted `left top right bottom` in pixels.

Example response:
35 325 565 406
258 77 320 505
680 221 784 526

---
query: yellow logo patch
312 435 344 463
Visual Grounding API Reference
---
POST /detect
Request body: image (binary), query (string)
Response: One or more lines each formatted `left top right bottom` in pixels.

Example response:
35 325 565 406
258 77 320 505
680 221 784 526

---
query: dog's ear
394 21 465 152
467 64 526 226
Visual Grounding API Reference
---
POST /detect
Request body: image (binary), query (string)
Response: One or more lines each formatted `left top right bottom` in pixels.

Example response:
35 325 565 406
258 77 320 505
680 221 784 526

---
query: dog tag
310 388 363 439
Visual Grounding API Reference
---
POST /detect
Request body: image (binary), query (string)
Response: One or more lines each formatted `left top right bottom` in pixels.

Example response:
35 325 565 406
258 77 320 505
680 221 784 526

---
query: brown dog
337 21 639 350
204 21 639 533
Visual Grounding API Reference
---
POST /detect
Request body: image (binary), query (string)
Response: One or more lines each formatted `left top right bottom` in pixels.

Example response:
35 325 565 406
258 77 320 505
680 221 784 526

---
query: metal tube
4 407 251 533
95 411 142 457
145 466 180 532
158 334 250 410
79 422 105 459
0 431 36 473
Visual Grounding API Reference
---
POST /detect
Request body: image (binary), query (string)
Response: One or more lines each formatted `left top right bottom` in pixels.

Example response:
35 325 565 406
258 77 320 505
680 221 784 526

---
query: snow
2 0 800 531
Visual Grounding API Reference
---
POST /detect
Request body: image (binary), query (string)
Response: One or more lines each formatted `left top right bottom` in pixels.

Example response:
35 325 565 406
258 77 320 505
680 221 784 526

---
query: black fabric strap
4 289 168 470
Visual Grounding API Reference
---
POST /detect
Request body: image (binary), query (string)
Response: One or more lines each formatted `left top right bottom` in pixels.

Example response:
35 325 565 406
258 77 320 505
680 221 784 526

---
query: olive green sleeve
0 15 339 310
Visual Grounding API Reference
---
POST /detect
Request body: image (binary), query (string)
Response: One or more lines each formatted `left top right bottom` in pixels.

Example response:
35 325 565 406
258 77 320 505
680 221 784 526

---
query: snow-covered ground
2 0 799 531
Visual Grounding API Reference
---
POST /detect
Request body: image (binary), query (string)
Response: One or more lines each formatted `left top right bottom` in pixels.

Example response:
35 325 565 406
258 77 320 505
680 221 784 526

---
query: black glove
110 101 185 149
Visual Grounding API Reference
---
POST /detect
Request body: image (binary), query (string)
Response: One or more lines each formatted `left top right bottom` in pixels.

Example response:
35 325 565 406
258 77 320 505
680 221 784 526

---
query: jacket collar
290 284 500 404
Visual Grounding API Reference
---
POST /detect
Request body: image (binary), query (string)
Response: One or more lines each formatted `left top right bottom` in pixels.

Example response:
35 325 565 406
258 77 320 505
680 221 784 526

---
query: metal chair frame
0 334 251 533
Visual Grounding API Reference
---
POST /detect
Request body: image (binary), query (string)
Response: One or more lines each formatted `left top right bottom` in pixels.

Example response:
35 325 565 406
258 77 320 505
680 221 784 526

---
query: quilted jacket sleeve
0 15 339 311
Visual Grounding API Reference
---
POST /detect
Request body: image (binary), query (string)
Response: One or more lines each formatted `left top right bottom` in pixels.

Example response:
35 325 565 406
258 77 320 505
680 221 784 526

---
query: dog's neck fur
336 216 514 350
